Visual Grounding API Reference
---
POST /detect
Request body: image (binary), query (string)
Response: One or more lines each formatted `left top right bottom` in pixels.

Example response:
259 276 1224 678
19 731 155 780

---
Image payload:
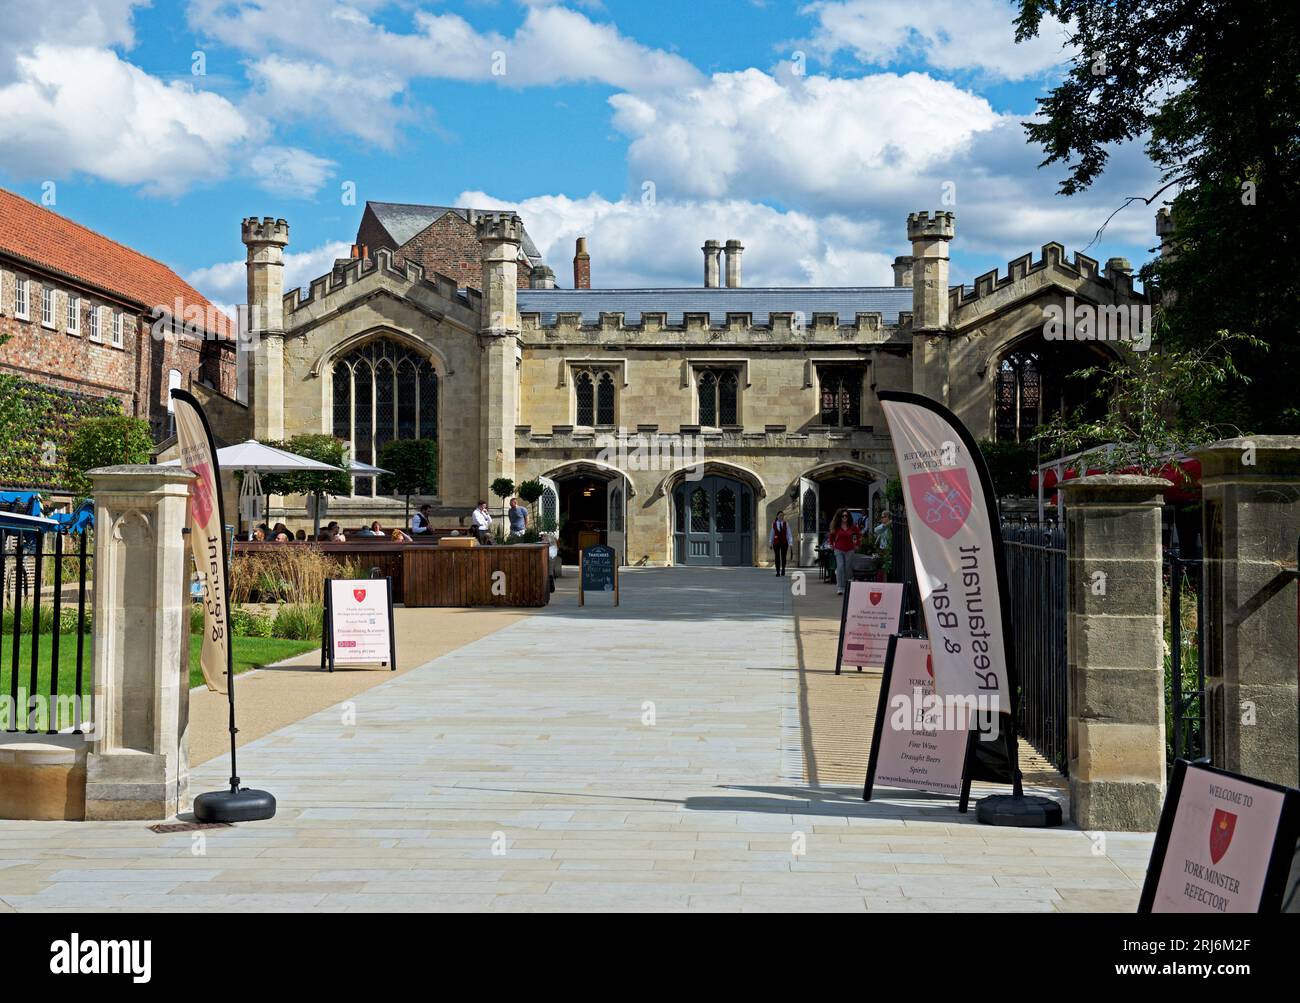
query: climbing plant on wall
0 371 128 493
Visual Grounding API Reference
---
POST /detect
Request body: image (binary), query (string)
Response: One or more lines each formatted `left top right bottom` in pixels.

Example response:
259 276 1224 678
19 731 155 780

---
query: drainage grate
147 821 233 834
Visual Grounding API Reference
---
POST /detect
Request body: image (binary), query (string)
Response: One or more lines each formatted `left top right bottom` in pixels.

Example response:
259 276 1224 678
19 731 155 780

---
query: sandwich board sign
322 577 397 672
834 580 904 675
863 635 969 801
1138 759 1300 913
579 544 619 606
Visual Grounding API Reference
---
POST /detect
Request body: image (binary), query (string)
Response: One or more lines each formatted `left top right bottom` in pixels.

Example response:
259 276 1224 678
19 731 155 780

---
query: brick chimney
573 237 591 289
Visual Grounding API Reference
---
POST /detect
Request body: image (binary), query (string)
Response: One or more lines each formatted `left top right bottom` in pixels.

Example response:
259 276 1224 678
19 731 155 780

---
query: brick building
0 188 237 458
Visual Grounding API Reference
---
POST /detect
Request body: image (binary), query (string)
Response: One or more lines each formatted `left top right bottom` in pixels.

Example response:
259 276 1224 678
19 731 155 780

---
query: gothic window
996 350 1041 443
573 367 616 425
818 366 863 427
331 338 438 497
690 487 710 532
715 486 736 533
697 368 740 427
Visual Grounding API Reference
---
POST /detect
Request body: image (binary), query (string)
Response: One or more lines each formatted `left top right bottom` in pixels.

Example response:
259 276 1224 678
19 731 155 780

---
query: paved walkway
0 568 1153 912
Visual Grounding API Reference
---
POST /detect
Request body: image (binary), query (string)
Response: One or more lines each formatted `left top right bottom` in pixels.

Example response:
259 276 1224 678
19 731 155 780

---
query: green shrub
272 603 324 640
65 414 154 499
229 607 274 638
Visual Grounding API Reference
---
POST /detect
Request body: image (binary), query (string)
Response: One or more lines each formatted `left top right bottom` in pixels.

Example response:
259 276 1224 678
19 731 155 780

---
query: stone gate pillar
1194 437 1300 788
84 465 194 820
1061 475 1168 830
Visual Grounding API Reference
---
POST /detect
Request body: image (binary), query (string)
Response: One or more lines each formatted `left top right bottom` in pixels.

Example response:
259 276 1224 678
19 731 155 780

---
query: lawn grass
0 630 318 704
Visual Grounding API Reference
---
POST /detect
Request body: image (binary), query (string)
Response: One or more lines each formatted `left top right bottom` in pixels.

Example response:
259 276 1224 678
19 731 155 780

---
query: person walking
828 510 861 595
873 510 892 550
769 509 793 576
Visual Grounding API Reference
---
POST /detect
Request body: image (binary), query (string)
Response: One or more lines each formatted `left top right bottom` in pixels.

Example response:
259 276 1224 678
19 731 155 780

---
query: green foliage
979 440 1035 498
884 477 903 509
490 477 514 501
257 435 350 497
229 607 274 638
65 414 154 498
0 375 127 492
1030 331 1260 474
272 603 324 640
378 438 438 520
517 479 545 505
1016 0 1300 433
378 438 438 496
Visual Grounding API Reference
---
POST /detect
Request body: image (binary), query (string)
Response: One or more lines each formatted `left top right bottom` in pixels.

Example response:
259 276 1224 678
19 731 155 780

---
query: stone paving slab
0 567 1154 912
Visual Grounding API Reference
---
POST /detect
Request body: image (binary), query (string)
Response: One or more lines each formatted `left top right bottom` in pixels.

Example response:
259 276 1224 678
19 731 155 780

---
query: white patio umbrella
348 458 393 477
162 439 344 540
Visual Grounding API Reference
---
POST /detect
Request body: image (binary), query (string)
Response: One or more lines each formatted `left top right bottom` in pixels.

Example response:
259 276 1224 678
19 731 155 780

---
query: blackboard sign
579 545 619 606
321 577 397 672
1138 759 1300 913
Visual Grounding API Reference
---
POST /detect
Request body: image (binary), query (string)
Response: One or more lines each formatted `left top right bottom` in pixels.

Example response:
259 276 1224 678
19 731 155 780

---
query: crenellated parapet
241 216 289 247
950 242 1145 314
518 310 900 346
906 210 955 243
281 246 477 323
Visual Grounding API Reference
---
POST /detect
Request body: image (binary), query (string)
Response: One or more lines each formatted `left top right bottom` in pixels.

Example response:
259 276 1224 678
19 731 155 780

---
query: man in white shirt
470 501 492 542
410 503 433 536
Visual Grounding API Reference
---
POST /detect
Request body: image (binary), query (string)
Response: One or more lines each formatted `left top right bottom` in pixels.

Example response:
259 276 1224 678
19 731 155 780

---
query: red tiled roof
0 187 234 339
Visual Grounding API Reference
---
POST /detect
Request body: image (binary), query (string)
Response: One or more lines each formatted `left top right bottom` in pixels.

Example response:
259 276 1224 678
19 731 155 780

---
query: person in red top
827 510 861 595
769 509 794 577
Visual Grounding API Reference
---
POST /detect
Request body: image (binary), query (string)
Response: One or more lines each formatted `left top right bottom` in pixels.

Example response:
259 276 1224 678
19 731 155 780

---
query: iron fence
1001 519 1069 774
0 527 93 734
1164 539 1206 766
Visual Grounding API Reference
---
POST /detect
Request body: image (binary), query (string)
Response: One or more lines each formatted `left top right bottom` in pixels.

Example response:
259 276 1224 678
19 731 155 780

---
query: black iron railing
1001 519 1068 774
0 527 93 734
1165 540 1206 766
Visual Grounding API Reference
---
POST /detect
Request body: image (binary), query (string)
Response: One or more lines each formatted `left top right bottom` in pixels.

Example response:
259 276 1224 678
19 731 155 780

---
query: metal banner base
975 793 1062 827
193 788 277 823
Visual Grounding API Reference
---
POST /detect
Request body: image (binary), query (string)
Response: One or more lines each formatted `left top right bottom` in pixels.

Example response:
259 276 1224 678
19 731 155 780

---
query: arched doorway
539 461 632 566
672 475 753 566
794 461 883 565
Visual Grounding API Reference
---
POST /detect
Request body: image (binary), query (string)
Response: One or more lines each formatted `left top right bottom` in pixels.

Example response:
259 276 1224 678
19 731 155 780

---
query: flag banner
879 391 1015 784
172 390 231 694
879 392 1012 710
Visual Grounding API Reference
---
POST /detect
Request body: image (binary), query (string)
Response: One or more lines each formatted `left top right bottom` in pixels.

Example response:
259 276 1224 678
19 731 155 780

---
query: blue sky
0 1 1165 310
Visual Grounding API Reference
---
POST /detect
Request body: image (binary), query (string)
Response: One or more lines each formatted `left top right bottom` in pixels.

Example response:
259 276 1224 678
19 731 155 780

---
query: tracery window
332 338 437 497
574 367 616 425
697 368 739 427
817 366 863 427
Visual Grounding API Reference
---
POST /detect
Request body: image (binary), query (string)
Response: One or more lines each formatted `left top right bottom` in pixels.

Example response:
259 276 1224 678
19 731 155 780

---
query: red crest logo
908 469 973 540
925 653 934 679
189 461 215 526
869 590 883 605
353 588 367 603
1209 808 1237 865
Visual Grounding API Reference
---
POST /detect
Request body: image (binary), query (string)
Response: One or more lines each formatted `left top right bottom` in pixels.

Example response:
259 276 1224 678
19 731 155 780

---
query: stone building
0 187 236 461
230 200 1146 566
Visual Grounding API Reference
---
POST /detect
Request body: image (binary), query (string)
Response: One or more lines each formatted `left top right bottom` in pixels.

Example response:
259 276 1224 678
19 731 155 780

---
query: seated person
354 521 384 538
318 521 346 543
295 529 307 541
271 522 292 542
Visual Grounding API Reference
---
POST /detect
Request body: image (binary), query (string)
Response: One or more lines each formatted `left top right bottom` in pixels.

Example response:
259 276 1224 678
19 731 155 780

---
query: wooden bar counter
232 540 552 608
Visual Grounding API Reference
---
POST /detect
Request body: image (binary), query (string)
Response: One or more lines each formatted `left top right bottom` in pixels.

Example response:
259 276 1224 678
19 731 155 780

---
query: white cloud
247 145 337 199
611 69 1001 209
0 45 251 196
453 190 898 287
187 1 701 144
0 0 142 83
800 0 1073 81
188 240 354 306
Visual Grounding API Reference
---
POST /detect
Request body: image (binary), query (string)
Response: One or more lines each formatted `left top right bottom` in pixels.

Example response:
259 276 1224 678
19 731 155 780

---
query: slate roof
365 201 545 265
0 187 234 338
516 287 913 326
